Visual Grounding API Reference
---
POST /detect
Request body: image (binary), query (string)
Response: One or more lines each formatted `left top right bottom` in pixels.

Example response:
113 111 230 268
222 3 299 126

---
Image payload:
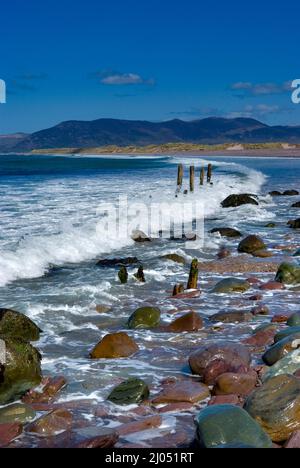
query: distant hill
2 117 300 152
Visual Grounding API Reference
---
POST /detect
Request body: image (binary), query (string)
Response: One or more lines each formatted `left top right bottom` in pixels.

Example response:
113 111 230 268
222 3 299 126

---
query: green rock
245 374 300 442
108 378 149 405
262 348 300 381
196 404 272 449
238 236 266 254
274 327 300 343
0 337 42 405
0 403 36 424
128 307 161 329
262 335 300 366
275 263 300 284
161 254 186 264
0 309 41 342
212 278 250 294
287 313 300 327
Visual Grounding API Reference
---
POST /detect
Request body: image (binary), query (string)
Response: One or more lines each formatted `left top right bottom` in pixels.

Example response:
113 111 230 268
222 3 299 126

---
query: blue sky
0 0 300 134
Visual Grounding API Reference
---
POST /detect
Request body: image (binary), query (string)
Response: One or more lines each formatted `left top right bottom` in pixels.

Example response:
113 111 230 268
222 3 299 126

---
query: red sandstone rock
152 380 210 404
260 281 284 291
116 415 162 436
0 423 23 448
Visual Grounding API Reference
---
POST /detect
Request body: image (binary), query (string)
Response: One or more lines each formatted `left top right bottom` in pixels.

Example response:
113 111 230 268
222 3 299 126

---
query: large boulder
221 194 258 208
213 372 257 397
212 278 250 294
262 335 300 366
196 404 272 448
0 337 42 405
245 374 300 442
108 378 149 405
210 228 242 238
238 235 266 255
189 342 251 385
0 309 40 342
275 263 300 284
128 307 161 329
90 332 139 359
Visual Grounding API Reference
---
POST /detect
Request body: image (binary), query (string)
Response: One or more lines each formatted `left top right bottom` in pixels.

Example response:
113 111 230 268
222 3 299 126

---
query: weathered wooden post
200 167 205 186
173 283 185 297
134 265 145 283
190 166 195 192
207 164 212 183
187 259 199 290
118 266 128 284
177 164 183 187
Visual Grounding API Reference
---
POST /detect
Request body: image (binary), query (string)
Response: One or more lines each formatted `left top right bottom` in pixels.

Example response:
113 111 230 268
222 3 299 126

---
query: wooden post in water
187 259 199 290
207 164 212 183
190 166 195 192
200 167 205 186
177 164 183 187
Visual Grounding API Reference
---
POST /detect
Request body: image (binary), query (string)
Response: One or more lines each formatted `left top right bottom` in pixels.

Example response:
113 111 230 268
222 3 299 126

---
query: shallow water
0 154 299 447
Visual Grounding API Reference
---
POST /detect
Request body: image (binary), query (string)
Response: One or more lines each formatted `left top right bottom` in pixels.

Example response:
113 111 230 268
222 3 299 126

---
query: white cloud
230 81 293 97
92 70 155 86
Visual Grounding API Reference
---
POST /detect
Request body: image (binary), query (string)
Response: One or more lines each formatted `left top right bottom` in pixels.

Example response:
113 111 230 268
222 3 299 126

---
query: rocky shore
1 189 300 449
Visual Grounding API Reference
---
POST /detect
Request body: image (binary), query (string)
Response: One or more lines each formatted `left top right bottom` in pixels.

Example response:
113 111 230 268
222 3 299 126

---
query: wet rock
38 426 118 449
293 249 300 256
248 294 263 301
238 235 266 255
243 326 277 348
210 311 253 323
196 404 272 448
0 423 23 448
262 335 300 366
260 281 284 291
251 304 270 316
245 374 300 442
217 247 231 259
97 257 139 267
27 409 73 437
275 263 300 284
265 223 276 228
288 219 300 229
164 311 203 333
208 395 242 407
108 378 149 405
171 290 201 299
131 230 151 242
157 402 194 413
161 254 186 264
95 305 111 314
287 313 300 327
269 191 282 197
210 228 242 238
0 308 41 342
212 278 250 294
284 431 300 448
274 327 300 343
189 342 251 385
292 202 300 208
134 265 146 283
0 337 42 405
221 194 259 208
283 190 299 196
262 349 300 381
116 415 162 436
252 249 273 258
22 376 66 405
152 380 210 404
213 372 257 397
128 306 161 329
118 266 128 284
0 403 35 424
90 332 139 359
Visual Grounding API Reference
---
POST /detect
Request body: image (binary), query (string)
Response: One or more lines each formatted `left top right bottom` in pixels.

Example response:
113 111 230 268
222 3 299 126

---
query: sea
0 153 299 446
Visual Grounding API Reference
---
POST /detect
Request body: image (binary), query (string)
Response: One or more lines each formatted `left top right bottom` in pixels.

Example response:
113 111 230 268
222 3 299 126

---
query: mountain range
2 117 300 152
